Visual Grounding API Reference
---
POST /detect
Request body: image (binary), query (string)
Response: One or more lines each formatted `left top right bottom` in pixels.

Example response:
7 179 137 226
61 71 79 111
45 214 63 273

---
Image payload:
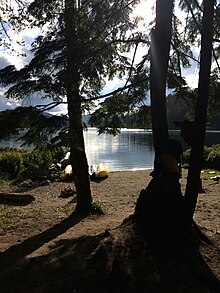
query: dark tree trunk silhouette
150 0 174 155
185 0 215 220
135 0 184 240
65 0 92 212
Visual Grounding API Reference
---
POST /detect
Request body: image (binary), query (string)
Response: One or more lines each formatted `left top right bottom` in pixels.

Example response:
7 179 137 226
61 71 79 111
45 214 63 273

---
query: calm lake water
1 128 219 171
84 128 155 171
84 128 220 171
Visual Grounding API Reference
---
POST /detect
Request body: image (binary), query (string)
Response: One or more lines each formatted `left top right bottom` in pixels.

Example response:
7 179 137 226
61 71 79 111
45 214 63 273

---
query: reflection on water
84 128 220 171
0 127 219 172
84 128 155 171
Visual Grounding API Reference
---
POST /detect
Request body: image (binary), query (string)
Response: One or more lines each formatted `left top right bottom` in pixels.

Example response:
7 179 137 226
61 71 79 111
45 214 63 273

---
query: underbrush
0 147 67 183
182 144 220 171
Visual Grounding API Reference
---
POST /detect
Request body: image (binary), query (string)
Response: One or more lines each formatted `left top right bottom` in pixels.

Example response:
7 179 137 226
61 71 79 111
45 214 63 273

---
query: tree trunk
65 0 92 212
184 0 215 220
150 0 174 155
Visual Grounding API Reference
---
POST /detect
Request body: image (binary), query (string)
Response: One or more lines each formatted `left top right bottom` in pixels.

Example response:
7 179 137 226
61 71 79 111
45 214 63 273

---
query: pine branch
171 40 200 63
212 48 220 72
82 76 149 102
35 101 67 112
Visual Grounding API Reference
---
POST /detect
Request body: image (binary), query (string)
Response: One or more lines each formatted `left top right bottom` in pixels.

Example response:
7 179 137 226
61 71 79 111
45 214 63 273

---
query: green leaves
1 0 219 142
0 107 68 148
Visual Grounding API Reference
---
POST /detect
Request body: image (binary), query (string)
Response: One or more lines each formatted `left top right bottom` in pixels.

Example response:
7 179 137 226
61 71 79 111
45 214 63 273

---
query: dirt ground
0 168 219 291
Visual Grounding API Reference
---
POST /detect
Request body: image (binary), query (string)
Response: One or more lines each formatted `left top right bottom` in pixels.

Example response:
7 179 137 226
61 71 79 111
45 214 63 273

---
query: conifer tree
185 0 215 220
0 0 142 212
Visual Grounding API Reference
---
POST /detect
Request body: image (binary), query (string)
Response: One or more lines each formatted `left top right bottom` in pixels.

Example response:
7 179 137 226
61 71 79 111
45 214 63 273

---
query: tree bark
184 0 215 220
65 0 92 212
150 0 174 155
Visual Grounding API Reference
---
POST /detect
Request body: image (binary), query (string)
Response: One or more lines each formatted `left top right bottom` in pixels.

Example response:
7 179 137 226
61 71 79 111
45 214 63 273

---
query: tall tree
185 0 215 220
149 0 174 155
65 0 92 212
0 0 141 212
89 0 195 135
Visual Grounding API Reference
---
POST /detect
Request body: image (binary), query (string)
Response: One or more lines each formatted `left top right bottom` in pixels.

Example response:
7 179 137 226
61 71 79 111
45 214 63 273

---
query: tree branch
35 101 67 112
212 48 220 72
81 76 149 102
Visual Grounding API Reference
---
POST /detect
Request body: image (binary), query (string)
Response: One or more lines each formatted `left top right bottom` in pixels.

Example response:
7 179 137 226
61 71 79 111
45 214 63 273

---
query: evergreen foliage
0 0 220 210
0 106 68 148
0 0 146 144
0 1 219 141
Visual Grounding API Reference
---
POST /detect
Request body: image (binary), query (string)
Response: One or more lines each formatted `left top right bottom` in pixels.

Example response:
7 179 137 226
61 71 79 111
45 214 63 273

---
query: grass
0 178 13 191
59 202 77 216
0 205 41 235
91 200 106 215
60 200 106 216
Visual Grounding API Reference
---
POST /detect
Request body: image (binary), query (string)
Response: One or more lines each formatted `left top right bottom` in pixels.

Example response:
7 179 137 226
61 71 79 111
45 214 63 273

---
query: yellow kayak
95 163 109 178
61 164 73 181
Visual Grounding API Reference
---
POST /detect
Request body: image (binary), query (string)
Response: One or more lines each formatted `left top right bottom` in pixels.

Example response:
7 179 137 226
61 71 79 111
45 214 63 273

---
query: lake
1 128 219 171
84 128 220 171
84 128 155 171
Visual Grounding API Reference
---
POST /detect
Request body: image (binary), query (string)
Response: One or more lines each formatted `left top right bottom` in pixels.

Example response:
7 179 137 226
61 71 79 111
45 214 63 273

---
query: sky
0 0 201 114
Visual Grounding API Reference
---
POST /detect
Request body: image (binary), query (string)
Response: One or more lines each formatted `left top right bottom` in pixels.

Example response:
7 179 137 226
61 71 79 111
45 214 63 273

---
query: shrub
0 147 56 181
49 147 69 163
18 148 53 180
182 144 220 170
91 201 106 215
205 144 220 170
0 149 23 179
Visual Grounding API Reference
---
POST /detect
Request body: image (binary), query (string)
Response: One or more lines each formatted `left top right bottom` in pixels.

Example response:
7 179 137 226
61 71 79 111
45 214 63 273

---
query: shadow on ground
0 216 219 293
0 210 86 269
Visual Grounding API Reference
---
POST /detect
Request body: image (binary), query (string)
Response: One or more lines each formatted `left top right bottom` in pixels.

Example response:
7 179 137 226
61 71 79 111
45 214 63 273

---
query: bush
182 144 220 170
205 144 220 170
0 147 56 181
49 147 69 163
18 148 53 180
0 149 23 180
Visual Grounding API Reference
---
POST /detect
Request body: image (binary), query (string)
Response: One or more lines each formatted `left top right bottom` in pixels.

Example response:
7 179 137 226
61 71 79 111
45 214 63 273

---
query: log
0 192 35 204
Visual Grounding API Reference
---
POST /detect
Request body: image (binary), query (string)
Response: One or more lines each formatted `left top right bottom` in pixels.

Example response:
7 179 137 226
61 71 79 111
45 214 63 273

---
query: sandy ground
0 169 219 250
0 168 219 282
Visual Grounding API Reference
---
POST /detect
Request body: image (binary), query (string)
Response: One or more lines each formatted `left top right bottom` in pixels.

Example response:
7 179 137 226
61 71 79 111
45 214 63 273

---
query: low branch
35 101 67 112
34 75 149 113
171 41 200 64
81 77 149 102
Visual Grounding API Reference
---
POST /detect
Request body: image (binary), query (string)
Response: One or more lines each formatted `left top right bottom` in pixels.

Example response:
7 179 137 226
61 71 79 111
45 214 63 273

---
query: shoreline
109 167 153 172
